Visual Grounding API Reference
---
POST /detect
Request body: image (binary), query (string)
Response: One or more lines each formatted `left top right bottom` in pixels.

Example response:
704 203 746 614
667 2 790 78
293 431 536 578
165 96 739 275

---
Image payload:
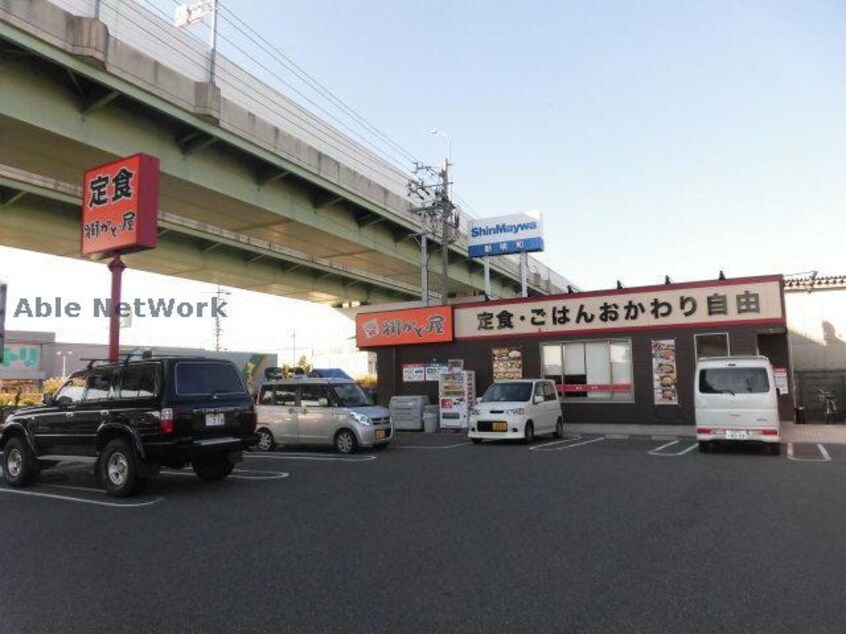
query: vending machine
438 370 476 430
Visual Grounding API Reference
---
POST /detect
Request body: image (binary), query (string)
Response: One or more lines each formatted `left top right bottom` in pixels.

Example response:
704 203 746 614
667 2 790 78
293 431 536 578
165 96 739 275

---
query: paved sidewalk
781 422 846 444
564 422 846 444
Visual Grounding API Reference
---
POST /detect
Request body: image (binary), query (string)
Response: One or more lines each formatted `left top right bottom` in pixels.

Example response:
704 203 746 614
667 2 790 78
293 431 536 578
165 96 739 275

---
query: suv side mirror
318 397 329 407
534 394 544 404
42 394 55 406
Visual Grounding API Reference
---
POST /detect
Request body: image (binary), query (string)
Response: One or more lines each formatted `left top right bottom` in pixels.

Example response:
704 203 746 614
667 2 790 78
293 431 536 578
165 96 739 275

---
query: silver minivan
255 378 392 454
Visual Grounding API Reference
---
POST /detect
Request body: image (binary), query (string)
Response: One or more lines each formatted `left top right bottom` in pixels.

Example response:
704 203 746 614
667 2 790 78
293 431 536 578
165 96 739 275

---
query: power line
110 0 412 191
216 1 421 166
153 0 420 171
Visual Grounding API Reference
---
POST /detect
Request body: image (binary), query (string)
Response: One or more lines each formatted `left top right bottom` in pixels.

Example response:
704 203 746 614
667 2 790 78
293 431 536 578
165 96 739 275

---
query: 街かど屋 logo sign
355 306 454 347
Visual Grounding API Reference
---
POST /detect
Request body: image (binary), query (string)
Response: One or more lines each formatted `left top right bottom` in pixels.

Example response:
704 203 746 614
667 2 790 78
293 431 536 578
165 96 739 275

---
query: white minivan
694 356 780 454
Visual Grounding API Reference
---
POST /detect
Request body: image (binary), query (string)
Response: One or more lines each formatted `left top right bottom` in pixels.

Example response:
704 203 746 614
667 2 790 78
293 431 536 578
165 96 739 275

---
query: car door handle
65 412 74 418
100 410 110 417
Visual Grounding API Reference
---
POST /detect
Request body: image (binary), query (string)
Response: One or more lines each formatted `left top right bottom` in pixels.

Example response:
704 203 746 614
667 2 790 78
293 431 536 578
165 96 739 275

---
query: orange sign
81 153 159 256
356 306 454 347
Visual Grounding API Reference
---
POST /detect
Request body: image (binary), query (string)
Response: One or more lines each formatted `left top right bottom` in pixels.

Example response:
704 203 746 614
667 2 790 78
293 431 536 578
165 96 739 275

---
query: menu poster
402 363 425 382
425 364 448 382
448 358 464 372
652 339 678 405
774 367 789 395
492 347 523 381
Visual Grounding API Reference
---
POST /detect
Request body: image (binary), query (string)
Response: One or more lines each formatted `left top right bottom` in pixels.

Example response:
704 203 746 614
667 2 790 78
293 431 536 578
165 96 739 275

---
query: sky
3 0 845 353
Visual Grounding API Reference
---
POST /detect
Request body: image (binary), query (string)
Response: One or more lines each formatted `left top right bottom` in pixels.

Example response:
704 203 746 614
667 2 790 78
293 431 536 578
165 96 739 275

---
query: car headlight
351 412 372 426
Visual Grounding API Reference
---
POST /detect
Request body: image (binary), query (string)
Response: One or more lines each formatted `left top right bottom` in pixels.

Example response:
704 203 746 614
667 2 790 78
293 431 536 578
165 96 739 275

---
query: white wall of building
786 288 846 372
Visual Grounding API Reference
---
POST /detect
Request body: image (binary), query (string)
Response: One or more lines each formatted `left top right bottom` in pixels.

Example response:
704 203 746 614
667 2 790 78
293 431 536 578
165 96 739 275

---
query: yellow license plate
492 422 507 432
375 429 387 440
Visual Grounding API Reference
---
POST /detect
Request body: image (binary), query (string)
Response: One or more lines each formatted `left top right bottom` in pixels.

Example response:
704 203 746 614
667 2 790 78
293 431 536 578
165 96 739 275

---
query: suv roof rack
81 355 134 370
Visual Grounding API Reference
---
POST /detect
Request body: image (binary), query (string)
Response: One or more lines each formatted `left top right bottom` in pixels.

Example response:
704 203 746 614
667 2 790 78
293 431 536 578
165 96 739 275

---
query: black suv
0 357 257 497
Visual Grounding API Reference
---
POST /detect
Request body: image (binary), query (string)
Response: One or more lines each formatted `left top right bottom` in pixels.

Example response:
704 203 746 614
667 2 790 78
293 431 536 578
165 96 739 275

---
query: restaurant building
356 275 794 426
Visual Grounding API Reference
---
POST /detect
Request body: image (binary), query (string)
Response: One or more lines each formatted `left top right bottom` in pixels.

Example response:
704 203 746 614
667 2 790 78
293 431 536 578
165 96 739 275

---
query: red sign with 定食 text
81 153 159 256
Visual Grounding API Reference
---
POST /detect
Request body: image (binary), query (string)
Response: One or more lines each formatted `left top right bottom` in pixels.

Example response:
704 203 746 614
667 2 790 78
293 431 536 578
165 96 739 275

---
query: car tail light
759 429 779 436
160 408 174 435
697 428 712 435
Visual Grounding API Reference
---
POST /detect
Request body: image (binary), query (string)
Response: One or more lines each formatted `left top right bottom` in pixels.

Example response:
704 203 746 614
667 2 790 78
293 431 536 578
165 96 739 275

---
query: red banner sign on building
81 153 159 256
356 306 454 347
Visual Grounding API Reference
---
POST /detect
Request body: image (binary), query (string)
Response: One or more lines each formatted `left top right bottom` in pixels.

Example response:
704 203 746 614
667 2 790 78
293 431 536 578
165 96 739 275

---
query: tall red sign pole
108 256 126 361
82 154 160 362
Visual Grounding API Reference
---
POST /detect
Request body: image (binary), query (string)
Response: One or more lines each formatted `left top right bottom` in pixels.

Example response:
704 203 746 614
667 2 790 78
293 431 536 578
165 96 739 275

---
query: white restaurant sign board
454 278 784 339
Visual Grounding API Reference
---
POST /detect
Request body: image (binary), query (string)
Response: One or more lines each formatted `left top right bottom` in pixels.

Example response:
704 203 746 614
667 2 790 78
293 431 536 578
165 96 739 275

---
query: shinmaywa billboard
468 213 544 258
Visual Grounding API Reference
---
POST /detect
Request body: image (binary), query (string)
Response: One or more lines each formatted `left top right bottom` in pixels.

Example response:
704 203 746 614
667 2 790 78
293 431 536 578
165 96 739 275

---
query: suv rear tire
192 454 235 481
101 439 141 498
3 437 38 487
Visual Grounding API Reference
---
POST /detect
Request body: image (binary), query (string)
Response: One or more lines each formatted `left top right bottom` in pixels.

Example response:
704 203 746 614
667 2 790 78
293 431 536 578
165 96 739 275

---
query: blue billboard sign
468 237 544 258
468 213 544 258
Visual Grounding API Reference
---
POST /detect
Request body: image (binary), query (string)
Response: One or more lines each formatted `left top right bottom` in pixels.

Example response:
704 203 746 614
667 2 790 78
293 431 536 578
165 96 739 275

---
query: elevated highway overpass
0 0 576 305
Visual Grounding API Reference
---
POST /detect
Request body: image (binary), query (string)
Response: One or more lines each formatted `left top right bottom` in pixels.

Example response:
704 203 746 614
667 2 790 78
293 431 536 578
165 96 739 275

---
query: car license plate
726 430 748 440
492 422 507 432
206 413 226 427
375 429 387 440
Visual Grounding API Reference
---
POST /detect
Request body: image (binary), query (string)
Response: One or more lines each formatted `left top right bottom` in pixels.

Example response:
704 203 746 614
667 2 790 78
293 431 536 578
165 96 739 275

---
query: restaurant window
541 339 633 401
695 333 730 359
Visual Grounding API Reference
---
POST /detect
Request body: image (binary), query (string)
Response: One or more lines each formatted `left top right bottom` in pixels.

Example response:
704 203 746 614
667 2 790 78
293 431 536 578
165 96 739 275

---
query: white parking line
161 468 291 480
0 487 162 508
532 436 606 452
529 435 584 451
245 453 377 462
787 443 831 462
648 440 698 456
393 443 470 450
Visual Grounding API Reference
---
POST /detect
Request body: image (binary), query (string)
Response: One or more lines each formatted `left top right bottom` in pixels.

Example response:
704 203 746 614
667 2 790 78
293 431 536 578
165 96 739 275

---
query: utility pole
409 157 455 305
213 285 231 351
439 157 452 303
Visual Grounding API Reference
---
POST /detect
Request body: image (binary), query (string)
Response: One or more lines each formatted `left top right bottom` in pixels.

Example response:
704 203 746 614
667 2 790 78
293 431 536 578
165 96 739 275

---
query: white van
694 356 780 454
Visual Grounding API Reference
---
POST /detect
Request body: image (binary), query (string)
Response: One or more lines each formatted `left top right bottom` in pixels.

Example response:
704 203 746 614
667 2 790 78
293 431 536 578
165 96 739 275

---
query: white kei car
468 379 564 444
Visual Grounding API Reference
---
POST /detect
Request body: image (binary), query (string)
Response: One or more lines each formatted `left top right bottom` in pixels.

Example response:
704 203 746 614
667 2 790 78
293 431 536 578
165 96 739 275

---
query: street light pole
57 350 73 378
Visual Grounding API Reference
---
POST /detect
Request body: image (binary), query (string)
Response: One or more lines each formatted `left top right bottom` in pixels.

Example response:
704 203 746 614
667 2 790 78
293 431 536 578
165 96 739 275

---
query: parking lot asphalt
3 432 846 633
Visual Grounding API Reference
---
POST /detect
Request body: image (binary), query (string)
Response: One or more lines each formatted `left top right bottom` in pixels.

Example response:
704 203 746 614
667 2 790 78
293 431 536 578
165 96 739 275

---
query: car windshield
699 368 770 395
175 362 247 396
481 382 533 403
330 383 371 407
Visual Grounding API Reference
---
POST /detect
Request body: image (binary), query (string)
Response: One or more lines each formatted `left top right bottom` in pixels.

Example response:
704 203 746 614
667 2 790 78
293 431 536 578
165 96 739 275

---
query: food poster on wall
492 347 523 381
402 363 426 382
448 358 464 372
425 364 448 381
773 367 789 395
652 339 678 405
